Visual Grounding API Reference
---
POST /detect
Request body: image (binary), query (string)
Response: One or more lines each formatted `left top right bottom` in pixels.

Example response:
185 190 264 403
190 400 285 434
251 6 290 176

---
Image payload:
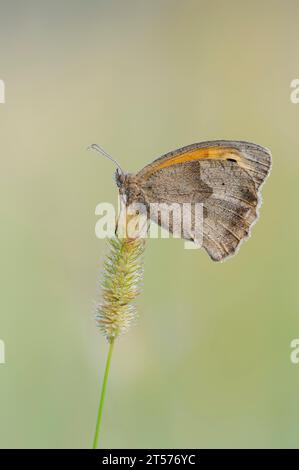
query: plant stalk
92 339 115 449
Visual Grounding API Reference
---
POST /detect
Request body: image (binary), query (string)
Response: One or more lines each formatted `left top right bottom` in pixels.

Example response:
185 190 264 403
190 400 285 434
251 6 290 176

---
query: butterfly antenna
87 143 124 174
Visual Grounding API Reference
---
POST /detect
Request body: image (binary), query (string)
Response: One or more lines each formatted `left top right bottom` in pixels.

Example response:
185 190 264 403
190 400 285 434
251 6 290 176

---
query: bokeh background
1 0 299 449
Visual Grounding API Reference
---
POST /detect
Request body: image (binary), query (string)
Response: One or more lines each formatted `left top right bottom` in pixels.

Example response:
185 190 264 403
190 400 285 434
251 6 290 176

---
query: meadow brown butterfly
89 140 272 262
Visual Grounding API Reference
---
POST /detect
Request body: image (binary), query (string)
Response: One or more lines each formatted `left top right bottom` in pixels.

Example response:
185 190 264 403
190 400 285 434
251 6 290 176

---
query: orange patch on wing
149 147 249 175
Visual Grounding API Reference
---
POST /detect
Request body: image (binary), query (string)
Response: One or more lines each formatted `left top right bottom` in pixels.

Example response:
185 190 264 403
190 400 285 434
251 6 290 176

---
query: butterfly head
114 170 145 205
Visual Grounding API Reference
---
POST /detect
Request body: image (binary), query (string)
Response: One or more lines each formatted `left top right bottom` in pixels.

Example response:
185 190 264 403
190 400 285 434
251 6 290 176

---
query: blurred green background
1 0 299 449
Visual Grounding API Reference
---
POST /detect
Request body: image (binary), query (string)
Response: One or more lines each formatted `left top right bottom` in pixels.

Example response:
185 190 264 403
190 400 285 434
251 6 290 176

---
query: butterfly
89 140 272 262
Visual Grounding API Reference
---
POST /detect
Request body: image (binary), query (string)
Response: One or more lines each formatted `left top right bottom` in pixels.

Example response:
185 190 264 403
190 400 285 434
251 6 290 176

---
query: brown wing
136 140 271 261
